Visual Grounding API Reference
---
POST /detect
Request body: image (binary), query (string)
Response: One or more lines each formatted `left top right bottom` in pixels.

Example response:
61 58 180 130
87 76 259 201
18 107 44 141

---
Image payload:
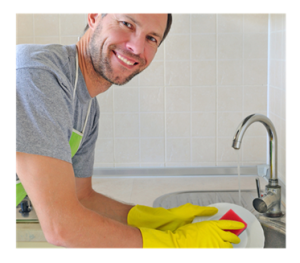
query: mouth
112 50 139 68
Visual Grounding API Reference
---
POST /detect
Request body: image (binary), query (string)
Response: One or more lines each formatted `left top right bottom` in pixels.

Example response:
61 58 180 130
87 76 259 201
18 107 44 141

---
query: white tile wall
16 14 87 45
269 14 286 184
16 14 285 170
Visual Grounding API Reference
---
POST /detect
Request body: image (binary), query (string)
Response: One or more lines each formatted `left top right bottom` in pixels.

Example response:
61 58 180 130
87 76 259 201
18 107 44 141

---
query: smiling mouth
113 51 139 66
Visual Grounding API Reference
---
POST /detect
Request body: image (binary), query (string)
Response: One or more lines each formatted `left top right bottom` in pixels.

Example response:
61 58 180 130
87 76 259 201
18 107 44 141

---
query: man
16 13 244 248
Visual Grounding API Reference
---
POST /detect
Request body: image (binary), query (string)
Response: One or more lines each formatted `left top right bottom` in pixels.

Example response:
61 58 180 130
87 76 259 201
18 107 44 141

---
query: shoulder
17 44 75 74
17 44 66 64
16 44 77 90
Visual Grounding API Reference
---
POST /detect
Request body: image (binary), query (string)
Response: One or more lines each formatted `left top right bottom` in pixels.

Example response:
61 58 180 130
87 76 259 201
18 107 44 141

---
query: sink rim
257 214 286 235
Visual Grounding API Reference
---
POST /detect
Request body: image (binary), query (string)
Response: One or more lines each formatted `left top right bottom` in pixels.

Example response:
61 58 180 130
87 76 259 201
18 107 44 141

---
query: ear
87 13 100 31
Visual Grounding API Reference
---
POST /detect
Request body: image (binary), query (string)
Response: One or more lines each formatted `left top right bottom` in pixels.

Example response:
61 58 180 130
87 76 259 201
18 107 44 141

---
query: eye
121 21 133 29
147 36 157 43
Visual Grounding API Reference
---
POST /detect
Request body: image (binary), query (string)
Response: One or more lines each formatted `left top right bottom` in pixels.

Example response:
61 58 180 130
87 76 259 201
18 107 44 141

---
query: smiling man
16 13 244 248
78 14 169 95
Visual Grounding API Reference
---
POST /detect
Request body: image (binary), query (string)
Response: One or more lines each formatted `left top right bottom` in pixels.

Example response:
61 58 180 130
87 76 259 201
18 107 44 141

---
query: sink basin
153 190 286 248
256 213 286 248
261 224 286 248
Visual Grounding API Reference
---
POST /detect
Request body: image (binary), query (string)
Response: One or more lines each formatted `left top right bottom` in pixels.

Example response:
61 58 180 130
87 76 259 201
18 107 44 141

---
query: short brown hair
160 14 172 45
82 14 172 46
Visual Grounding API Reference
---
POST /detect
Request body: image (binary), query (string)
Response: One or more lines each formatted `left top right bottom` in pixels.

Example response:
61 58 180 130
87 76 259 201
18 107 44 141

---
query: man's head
84 14 172 86
83 14 172 47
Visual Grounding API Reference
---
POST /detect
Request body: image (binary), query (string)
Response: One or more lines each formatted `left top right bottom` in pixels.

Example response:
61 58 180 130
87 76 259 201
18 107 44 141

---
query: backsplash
16 14 285 180
269 15 286 183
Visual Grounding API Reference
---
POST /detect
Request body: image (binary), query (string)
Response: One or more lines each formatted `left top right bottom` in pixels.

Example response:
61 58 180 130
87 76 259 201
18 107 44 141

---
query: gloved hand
139 220 245 248
127 203 218 231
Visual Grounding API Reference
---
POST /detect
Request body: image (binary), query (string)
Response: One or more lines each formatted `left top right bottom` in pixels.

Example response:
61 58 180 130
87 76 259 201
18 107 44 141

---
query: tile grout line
112 86 116 167
266 14 271 165
138 76 141 167
32 14 35 44
216 14 218 166
242 15 244 164
190 14 193 165
105 135 264 139
164 37 167 167
58 14 61 44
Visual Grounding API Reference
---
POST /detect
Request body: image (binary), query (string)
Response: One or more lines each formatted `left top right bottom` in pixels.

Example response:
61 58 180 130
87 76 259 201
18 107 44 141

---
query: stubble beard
88 25 143 86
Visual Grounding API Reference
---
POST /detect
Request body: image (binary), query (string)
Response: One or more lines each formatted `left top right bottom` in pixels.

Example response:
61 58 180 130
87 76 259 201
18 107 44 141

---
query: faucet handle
255 178 261 198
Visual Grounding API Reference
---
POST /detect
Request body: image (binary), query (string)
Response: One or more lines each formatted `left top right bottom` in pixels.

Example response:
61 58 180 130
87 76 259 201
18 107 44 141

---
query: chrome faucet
232 113 283 217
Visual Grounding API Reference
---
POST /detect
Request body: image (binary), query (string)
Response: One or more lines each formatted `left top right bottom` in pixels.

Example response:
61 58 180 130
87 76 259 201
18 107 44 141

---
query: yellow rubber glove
128 203 218 231
140 220 244 248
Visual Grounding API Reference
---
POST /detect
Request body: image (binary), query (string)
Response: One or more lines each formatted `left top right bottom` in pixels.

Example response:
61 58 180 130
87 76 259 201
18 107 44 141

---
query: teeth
117 54 134 65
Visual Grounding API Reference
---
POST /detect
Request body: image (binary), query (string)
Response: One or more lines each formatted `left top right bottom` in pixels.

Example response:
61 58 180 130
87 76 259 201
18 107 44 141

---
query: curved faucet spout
232 113 278 180
232 113 282 217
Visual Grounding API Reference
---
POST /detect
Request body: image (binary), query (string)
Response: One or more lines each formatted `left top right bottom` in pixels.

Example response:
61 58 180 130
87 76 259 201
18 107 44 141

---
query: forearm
49 203 142 248
78 189 134 224
16 153 141 248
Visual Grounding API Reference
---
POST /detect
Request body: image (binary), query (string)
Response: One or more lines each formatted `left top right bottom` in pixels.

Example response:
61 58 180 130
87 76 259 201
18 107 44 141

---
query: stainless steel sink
257 213 286 248
153 190 286 248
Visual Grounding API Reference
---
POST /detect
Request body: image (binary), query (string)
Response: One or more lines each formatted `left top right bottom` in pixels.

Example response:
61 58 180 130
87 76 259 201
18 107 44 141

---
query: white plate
192 203 265 248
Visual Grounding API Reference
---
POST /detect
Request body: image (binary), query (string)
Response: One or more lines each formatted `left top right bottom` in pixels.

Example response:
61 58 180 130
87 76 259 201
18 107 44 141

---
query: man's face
88 14 168 85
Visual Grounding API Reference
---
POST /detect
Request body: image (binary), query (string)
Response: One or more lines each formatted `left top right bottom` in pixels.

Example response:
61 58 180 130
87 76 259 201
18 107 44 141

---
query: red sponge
219 209 247 236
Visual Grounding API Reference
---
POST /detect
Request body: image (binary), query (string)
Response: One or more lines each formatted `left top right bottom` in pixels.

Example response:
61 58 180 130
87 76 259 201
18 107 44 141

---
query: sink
256 213 286 248
261 224 286 248
153 190 286 248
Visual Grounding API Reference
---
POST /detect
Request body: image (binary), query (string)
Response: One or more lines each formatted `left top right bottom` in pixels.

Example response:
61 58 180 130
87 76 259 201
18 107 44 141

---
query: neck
76 31 112 98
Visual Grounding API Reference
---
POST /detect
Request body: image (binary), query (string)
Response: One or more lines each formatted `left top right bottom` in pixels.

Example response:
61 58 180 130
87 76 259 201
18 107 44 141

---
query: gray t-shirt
16 44 100 178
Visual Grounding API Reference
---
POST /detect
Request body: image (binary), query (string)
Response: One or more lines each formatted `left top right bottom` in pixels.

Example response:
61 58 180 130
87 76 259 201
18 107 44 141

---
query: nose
125 34 145 55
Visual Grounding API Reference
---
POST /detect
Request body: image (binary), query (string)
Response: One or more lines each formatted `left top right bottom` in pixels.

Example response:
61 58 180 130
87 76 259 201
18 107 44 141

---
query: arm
75 177 133 225
16 152 142 248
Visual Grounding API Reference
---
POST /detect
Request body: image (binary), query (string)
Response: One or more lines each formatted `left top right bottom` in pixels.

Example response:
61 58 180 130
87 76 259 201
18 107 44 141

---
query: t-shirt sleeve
72 99 99 178
16 67 74 163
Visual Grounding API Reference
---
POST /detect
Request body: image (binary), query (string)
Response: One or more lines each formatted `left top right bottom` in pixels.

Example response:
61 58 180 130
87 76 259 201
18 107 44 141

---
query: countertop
16 175 265 247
